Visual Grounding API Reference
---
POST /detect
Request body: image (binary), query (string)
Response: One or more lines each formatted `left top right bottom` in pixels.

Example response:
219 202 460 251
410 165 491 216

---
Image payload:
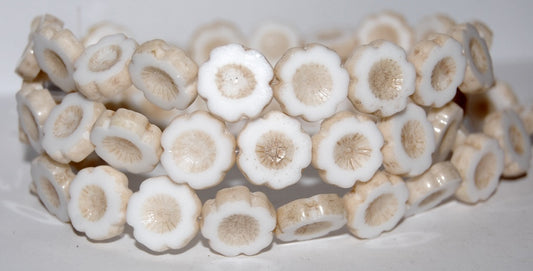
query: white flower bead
355 11 414 51
42 93 105 163
188 20 244 65
160 111 235 189
237 111 311 189
483 110 531 178
16 83 56 153
129 39 198 110
32 24 84 92
343 171 408 239
378 103 436 177
273 43 349 122
451 133 504 203
449 23 494 94
312 111 383 188
427 102 464 162
68 166 132 240
405 161 461 217
197 43 273 122
73 33 137 101
201 186 276 256
345 40 415 117
126 176 201 252
90 108 162 174
249 21 302 65
16 14 64 81
414 14 455 42
31 154 75 222
409 33 466 107
275 194 346 242
471 20 493 49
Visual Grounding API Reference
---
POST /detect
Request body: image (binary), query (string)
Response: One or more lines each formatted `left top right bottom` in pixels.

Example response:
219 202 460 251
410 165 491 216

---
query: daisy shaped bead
127 176 201 252
237 111 311 189
378 103 436 177
197 43 273 122
31 154 75 222
41 93 105 163
449 23 494 94
90 108 162 174
312 111 384 188
129 39 198 110
161 111 235 190
414 14 455 42
273 43 349 122
188 21 245 65
201 186 276 256
16 83 56 153
68 166 132 240
409 33 466 107
355 11 414 51
248 21 302 65
32 23 83 92
73 33 137 101
345 40 415 117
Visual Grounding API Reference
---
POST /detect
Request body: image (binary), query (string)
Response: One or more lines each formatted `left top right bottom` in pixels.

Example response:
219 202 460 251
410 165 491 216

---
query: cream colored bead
201 186 276 256
312 111 383 188
409 34 466 107
471 20 493 49
275 194 345 242
237 111 311 189
451 133 503 203
273 43 349 121
405 161 461 217
249 21 302 65
198 43 273 122
313 28 357 62
449 23 494 94
188 20 245 65
343 171 408 239
126 176 201 252
428 102 464 162
16 83 56 153
414 14 455 42
90 108 162 174
129 39 198 110
378 103 436 177
483 110 531 178
42 93 105 163
16 14 64 81
68 166 132 240
345 40 415 117
32 24 84 92
355 11 414 50
160 111 235 189
516 104 533 135
31 154 75 222
453 124 470 150
465 80 519 131
82 21 129 47
73 34 137 101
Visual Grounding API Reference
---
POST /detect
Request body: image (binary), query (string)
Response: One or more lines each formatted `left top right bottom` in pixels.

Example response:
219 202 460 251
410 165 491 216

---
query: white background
1 0 533 95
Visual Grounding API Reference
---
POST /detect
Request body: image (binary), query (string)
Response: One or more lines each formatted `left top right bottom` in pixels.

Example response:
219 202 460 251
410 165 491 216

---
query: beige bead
16 83 56 153
449 23 494 94
427 102 464 162
343 171 408 239
471 20 493 49
188 20 245 65
90 108 162 174
451 133 503 203
31 154 75 222
82 21 129 47
276 194 346 242
313 28 357 62
201 186 276 256
249 21 302 65
414 13 456 42
355 10 414 51
483 109 531 178
405 161 461 217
